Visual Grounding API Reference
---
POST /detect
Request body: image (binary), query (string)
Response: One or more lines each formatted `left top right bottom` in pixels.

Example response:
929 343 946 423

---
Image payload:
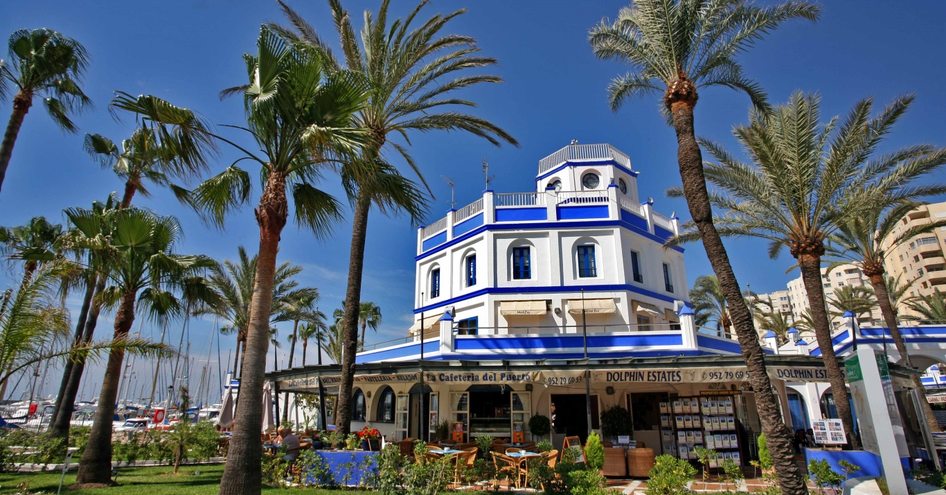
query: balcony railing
538 143 632 175
420 217 447 238
455 198 484 222
556 190 609 205
495 192 546 207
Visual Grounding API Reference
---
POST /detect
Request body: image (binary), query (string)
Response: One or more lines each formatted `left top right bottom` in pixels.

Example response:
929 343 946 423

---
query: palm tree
321 320 344 366
297 319 327 367
0 216 63 288
826 286 877 324
689 275 729 336
275 0 517 436
203 247 312 378
275 288 319 421
356 301 382 351
0 28 91 192
751 297 794 345
74 208 216 484
693 92 946 449
827 203 946 432
186 27 369 494
904 291 946 324
0 263 70 398
588 3 817 492
50 94 212 439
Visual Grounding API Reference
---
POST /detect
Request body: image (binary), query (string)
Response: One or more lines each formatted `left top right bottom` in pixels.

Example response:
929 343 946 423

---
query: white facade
411 143 687 336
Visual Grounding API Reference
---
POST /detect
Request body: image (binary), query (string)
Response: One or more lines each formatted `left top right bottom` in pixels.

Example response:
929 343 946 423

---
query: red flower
358 426 381 439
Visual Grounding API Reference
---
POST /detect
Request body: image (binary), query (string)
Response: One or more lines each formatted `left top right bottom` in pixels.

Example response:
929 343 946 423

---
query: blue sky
2 1 945 400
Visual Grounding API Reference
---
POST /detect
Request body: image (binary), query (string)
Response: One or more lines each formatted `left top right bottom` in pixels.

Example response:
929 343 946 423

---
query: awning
567 298 617 315
408 318 439 338
500 300 548 316
632 300 661 317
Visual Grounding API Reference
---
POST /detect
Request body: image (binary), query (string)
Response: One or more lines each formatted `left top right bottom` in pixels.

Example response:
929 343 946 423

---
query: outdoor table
305 450 379 487
506 451 541 488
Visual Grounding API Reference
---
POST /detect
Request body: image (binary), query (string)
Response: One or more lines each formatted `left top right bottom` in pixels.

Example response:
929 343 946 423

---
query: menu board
812 419 846 445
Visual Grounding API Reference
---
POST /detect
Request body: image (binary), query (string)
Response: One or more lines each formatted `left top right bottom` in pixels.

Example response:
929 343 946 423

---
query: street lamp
419 292 427 441
844 310 858 352
581 289 592 438
315 316 327 431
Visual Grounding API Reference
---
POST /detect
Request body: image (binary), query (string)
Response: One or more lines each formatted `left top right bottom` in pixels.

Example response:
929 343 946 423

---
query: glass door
450 392 470 442
510 391 531 443
395 393 409 440
428 393 439 442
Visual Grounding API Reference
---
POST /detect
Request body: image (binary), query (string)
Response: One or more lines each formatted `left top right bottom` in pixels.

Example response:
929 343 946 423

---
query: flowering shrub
358 425 381 439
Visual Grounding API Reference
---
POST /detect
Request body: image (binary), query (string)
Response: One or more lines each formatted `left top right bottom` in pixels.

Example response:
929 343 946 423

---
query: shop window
577 245 597 278
430 268 440 298
465 254 477 287
457 317 478 336
630 251 643 283
512 246 531 280
662 263 674 293
787 391 809 429
353 389 366 421
377 386 396 423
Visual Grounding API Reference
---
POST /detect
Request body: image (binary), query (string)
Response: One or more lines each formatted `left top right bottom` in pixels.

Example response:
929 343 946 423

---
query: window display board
812 418 846 445
658 395 741 467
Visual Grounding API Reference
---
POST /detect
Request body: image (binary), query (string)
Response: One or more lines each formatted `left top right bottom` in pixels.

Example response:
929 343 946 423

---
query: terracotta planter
602 447 628 477
627 447 655 478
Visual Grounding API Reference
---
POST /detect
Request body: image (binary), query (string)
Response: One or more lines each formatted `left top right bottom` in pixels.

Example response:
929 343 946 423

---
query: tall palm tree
827 203 946 431
73 208 216 484
750 297 794 345
692 92 946 450
589 3 817 492
186 27 369 494
0 216 63 289
904 291 946 324
275 0 517 436
0 28 91 192
50 94 212 439
689 275 729 336
203 247 311 378
297 319 327 367
357 301 381 351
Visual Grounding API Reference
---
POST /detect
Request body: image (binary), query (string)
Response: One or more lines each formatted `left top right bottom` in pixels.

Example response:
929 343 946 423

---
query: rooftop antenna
482 160 494 190
442 175 456 209
570 138 579 145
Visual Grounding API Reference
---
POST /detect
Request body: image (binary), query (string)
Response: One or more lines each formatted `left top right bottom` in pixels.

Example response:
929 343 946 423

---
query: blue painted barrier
304 450 379 487
804 448 910 479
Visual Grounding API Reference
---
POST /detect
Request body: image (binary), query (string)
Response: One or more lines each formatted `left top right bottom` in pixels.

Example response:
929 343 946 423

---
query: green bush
584 432 604 471
536 439 554 452
600 406 633 439
376 444 405 495
808 459 844 495
529 415 551 438
756 433 772 470
648 454 696 495
693 446 717 481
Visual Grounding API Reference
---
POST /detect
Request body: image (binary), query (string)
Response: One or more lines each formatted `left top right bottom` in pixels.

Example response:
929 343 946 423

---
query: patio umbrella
261 382 275 432
216 385 234 428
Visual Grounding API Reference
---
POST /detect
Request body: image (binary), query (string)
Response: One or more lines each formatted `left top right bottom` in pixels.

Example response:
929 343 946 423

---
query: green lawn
0 464 374 494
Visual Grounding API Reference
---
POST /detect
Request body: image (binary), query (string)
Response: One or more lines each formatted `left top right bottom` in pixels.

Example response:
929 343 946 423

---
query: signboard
812 419 847 445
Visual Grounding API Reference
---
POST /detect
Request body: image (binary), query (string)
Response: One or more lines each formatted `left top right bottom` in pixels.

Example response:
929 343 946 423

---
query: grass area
0 464 374 495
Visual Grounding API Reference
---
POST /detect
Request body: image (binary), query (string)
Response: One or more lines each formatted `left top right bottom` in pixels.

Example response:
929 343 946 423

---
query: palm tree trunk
360 321 366 351
302 338 308 367
232 333 242 378
0 91 33 193
668 89 807 495
120 180 137 208
49 277 95 437
282 320 299 422
798 254 859 448
869 273 940 432
76 288 137 484
51 275 106 440
336 191 371 437
219 172 288 495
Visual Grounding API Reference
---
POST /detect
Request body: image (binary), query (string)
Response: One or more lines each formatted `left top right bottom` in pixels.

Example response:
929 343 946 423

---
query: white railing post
607 183 619 220
677 302 698 350
439 311 454 355
416 227 423 256
641 198 655 234
670 213 680 236
445 209 456 241
546 187 558 221
483 190 495 224
763 331 780 354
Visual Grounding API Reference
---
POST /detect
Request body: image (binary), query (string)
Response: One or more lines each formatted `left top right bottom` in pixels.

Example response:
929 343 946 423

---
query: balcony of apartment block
918 239 943 255
416 191 678 256
921 253 946 270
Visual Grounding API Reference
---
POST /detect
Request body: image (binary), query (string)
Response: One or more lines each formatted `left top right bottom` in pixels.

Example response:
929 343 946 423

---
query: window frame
581 172 600 190
465 254 477 287
352 388 366 422
376 386 396 423
662 263 674 293
630 250 643 283
512 246 531 280
430 267 441 298
577 244 597 278
618 178 628 194
457 317 478 336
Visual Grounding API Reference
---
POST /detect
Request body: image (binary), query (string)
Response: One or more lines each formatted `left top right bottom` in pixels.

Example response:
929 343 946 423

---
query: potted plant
358 425 382 451
528 415 551 441
600 406 633 443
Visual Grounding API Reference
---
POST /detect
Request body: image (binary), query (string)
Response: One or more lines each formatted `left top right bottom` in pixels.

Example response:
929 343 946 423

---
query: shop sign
426 371 536 383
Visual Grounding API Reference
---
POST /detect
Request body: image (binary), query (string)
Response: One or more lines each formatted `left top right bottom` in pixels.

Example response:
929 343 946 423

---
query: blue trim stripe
422 231 447 251
453 333 682 351
621 209 649 231
696 335 741 354
452 213 483 237
557 204 610 220
440 350 708 361
535 159 639 181
355 340 440 364
654 225 674 242
496 207 547 222
416 217 683 261
414 283 678 314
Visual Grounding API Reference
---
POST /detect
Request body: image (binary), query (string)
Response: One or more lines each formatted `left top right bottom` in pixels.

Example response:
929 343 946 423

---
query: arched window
377 386 396 423
547 179 562 192
465 253 477 287
512 246 531 280
581 172 600 189
787 391 809 429
577 244 597 278
430 267 441 298
352 389 366 421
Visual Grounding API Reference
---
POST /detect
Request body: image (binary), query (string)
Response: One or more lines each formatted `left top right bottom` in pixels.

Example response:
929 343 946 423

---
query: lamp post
315 319 327 431
581 289 592 438
420 292 426 441
844 310 858 352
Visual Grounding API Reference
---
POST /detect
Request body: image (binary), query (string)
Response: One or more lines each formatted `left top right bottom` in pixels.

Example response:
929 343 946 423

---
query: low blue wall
804 448 909 479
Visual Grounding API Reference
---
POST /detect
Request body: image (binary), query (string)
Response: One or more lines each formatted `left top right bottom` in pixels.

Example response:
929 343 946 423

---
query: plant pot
361 438 381 451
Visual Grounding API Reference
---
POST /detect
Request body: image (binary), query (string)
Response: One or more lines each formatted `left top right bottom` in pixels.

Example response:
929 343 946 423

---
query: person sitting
278 427 301 463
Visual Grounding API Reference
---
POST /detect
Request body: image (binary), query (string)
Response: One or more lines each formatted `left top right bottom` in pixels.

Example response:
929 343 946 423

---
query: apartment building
882 201 946 319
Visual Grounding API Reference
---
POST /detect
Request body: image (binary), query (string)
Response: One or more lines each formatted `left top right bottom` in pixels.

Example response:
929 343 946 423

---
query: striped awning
500 300 548 316
567 298 617 315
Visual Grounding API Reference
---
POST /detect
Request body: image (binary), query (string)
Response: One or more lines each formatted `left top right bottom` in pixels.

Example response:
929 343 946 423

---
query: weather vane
482 160 494 190
443 175 456 209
